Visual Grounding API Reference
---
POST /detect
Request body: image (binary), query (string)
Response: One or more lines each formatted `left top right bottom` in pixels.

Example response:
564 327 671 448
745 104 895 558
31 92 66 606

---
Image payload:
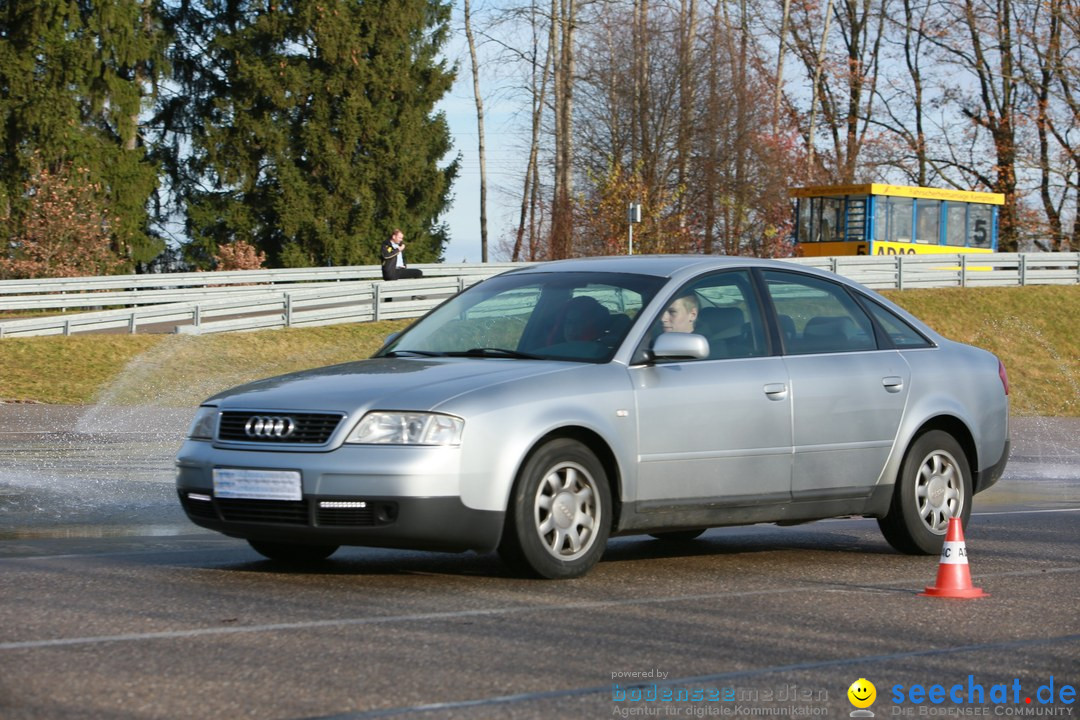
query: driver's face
662 299 697 333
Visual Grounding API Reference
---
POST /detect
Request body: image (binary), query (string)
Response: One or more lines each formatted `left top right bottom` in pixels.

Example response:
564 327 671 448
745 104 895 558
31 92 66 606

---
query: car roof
506 254 815 279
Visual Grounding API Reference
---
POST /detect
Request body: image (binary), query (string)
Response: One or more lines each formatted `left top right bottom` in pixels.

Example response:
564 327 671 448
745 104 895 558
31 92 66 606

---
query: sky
434 20 522 265
436 90 491 264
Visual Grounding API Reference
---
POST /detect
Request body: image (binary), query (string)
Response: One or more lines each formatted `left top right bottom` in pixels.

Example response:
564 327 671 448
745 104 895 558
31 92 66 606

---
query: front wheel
498 438 611 579
247 539 339 563
878 430 972 555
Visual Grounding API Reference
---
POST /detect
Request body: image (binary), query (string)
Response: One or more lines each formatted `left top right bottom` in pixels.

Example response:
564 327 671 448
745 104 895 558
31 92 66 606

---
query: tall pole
628 202 641 254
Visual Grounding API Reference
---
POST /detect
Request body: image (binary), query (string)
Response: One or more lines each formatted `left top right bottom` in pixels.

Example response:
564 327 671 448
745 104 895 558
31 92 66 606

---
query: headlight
345 412 464 446
186 406 219 440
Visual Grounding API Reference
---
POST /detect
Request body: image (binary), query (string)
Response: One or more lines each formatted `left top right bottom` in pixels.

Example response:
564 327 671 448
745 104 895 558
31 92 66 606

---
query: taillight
998 359 1010 396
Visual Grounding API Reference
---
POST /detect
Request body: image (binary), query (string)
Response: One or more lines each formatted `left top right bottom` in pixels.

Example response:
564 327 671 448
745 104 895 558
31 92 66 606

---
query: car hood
205 357 578 414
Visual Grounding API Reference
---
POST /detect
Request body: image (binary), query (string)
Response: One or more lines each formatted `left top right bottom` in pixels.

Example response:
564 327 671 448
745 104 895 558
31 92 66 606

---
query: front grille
216 498 310 525
218 412 344 444
316 502 398 527
317 506 376 526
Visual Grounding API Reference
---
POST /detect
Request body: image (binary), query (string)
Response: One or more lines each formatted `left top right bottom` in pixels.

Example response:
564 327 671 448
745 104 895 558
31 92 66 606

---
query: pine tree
167 0 458 268
0 0 167 270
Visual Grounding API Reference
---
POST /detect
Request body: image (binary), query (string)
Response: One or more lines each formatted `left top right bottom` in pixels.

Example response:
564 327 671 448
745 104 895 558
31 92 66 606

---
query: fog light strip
319 501 368 509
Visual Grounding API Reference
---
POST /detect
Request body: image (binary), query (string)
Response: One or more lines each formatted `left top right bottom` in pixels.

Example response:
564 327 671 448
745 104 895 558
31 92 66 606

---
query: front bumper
177 489 503 552
175 440 504 553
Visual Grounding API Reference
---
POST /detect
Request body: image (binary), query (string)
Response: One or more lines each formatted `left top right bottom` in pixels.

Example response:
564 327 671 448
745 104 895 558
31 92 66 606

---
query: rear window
861 300 933 349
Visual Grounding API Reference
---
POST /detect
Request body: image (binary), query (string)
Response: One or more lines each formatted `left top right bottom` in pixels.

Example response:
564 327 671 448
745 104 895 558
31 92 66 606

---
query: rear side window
861 300 933 349
762 271 877 354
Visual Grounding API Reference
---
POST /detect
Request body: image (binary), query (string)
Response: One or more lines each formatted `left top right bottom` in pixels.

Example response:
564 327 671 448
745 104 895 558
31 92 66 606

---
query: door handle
764 383 788 400
882 376 904 393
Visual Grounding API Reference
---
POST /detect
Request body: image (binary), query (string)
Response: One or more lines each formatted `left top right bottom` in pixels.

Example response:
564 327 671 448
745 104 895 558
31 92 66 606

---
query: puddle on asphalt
1 405 190 539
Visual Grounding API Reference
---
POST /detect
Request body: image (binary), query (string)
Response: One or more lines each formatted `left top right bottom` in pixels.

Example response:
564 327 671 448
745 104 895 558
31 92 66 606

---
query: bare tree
549 0 578 259
870 0 938 185
674 0 698 226
1016 0 1079 251
464 0 490 262
701 0 725 254
920 0 1023 250
490 0 1077 259
788 0 887 181
1053 0 1080 250
1015 0 1068 251
510 0 556 261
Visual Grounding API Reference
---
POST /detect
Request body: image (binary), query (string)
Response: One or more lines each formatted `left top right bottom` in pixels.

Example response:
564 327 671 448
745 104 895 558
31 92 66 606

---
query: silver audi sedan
176 256 1010 578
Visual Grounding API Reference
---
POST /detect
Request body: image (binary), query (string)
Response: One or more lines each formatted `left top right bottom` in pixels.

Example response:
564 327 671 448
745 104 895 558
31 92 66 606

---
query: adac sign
871 241 993 256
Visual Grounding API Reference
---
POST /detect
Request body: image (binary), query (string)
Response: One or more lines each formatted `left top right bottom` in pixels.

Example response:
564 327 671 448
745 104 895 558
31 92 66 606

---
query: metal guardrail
786 252 1080 290
0 275 495 338
0 262 524 311
0 253 1075 339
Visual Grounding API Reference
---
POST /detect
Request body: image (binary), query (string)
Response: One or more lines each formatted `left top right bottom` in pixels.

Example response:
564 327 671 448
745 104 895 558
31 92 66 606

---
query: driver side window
652 271 768 361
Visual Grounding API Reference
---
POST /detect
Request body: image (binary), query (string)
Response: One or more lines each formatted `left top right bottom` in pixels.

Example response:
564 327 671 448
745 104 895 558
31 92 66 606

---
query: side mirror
650 333 709 361
384 332 400 345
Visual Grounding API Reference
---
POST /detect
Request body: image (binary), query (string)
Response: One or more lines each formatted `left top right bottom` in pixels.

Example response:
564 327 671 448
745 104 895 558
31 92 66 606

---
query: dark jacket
380 240 403 280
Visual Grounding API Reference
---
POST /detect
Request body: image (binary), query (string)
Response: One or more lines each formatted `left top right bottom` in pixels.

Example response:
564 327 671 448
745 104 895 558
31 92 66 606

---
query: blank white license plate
213 468 302 501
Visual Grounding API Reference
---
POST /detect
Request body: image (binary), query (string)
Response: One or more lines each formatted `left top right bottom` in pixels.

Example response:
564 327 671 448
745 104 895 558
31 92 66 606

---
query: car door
761 270 911 501
629 270 793 510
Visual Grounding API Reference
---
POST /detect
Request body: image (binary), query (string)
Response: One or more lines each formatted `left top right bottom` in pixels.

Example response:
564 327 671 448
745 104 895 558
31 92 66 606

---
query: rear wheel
247 539 339 563
498 438 611 579
878 430 971 555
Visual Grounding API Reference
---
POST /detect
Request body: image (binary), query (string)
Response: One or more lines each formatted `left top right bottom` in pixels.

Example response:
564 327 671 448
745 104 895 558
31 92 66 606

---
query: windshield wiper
380 350 445 357
445 347 543 360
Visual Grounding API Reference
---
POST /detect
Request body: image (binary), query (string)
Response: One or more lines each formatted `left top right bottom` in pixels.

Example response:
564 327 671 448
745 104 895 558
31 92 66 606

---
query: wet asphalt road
0 407 1077 720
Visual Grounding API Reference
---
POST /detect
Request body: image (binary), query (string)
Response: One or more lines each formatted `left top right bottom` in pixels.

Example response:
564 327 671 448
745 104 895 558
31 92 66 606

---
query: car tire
878 430 972 555
648 529 706 541
498 438 611 579
247 539 339 563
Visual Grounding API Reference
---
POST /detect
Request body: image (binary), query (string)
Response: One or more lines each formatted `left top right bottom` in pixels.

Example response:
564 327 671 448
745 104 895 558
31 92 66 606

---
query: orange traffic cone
920 517 988 599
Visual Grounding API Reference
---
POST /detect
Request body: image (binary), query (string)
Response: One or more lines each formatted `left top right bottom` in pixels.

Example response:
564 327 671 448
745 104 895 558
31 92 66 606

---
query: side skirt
613 484 895 535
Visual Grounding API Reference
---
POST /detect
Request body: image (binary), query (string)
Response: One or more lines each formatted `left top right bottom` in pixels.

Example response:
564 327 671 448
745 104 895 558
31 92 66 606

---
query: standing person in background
380 228 424 280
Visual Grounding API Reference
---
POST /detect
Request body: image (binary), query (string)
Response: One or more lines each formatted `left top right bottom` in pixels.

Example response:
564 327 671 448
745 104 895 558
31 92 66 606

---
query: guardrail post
1019 253 1027 286
897 255 905 290
960 254 967 288
372 283 381 322
284 293 293 327
64 319 71 336
129 312 137 334
193 304 201 327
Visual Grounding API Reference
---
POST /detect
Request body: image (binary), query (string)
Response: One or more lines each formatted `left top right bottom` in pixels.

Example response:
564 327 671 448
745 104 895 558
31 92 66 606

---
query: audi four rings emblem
244 415 297 439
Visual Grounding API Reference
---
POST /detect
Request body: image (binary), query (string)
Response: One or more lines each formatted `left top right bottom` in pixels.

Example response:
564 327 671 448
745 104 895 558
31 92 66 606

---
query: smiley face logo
848 678 877 709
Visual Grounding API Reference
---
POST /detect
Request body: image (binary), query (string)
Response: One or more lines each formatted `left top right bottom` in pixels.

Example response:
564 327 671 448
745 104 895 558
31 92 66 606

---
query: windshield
378 271 665 362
